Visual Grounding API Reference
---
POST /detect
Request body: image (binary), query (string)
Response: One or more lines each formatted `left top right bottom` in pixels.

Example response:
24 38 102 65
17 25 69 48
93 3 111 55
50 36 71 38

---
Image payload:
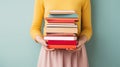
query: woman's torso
43 0 83 37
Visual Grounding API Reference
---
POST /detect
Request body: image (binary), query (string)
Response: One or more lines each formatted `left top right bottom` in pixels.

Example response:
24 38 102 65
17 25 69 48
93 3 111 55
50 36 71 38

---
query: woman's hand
35 35 55 51
66 35 87 52
76 35 88 51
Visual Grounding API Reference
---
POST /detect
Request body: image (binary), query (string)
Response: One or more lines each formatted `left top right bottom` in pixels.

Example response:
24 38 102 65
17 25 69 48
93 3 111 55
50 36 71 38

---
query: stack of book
44 10 79 50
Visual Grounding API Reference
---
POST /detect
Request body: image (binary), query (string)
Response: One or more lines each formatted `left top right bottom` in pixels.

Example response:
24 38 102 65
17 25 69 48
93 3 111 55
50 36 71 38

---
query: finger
37 39 47 46
66 48 77 53
77 43 82 48
41 43 47 47
76 44 83 51
66 48 74 51
44 43 48 46
76 47 82 51
40 41 48 47
66 48 69 50
43 41 48 46
44 46 55 51
48 48 55 51
65 48 72 52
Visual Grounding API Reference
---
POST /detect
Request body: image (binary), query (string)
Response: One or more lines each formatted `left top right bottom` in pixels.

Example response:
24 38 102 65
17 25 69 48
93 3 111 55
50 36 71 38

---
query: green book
48 14 78 18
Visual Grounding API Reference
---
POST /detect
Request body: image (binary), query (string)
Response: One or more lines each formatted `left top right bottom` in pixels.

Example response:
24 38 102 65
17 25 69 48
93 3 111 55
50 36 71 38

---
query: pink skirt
37 44 89 67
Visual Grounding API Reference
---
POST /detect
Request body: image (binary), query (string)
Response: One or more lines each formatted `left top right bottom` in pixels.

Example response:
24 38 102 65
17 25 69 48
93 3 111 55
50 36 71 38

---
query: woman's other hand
75 35 88 51
66 35 87 52
35 35 55 51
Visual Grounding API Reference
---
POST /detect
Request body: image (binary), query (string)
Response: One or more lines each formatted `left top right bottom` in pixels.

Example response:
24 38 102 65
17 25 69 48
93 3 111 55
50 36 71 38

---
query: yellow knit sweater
30 0 92 41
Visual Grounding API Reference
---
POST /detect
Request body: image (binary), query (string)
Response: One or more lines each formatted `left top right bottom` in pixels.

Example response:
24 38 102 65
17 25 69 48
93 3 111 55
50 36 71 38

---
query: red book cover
47 20 76 23
47 40 78 45
45 17 78 21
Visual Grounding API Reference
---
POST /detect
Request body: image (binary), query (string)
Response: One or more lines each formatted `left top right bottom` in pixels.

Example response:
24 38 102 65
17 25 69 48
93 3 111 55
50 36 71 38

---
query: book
46 24 77 28
44 36 77 40
47 45 76 49
46 27 78 33
48 14 78 18
49 10 75 14
47 20 76 23
47 40 77 45
46 23 76 25
45 17 78 21
46 33 76 36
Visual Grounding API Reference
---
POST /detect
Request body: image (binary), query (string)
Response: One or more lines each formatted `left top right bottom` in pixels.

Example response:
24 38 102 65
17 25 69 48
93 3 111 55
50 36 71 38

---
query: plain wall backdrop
0 0 120 67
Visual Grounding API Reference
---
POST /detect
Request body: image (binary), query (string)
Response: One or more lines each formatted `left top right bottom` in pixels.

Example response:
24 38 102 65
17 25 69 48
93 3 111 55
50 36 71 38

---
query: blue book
48 14 78 18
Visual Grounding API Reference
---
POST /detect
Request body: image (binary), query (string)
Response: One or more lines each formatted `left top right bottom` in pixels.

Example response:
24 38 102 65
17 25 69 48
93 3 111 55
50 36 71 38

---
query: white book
44 36 77 40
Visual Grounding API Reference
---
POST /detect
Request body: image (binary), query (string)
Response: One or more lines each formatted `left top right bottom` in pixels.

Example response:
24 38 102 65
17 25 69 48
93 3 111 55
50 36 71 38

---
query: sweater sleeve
30 0 44 41
80 0 93 41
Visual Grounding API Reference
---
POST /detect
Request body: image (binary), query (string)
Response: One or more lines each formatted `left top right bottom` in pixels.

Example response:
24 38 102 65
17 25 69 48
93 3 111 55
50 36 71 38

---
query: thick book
49 10 75 14
46 27 78 33
44 36 77 40
47 40 77 45
48 14 78 18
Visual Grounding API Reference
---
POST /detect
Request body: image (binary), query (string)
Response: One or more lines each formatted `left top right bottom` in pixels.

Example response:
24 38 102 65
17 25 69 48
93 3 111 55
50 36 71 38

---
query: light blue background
0 0 120 67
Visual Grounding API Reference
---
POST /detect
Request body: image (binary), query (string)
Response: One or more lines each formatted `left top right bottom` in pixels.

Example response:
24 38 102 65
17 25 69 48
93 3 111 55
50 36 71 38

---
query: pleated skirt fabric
37 44 89 67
